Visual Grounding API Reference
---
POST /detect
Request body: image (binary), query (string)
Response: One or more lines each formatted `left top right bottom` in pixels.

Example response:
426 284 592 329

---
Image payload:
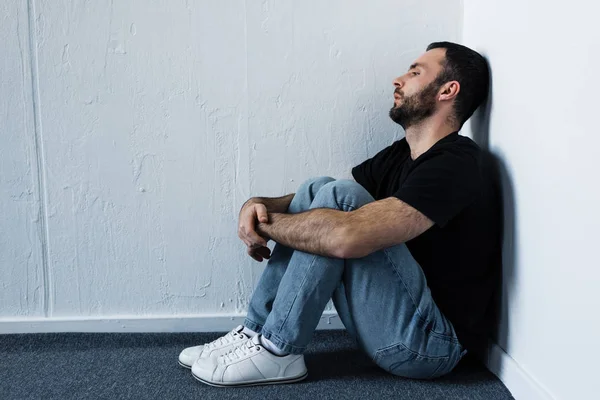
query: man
179 41 501 387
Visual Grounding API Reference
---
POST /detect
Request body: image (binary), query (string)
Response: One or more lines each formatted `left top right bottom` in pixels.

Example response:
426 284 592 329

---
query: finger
247 247 263 262
238 226 251 246
248 246 265 261
252 246 269 261
254 248 269 259
242 210 257 239
255 246 271 259
241 215 267 247
248 231 268 247
238 230 251 248
260 252 270 260
239 224 264 247
255 203 269 223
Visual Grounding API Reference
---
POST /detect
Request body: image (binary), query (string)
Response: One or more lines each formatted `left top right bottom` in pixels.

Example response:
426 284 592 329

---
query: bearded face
389 78 442 129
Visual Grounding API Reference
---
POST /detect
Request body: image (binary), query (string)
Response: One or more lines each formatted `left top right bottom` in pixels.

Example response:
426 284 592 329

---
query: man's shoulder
456 134 482 152
443 134 482 155
422 134 482 167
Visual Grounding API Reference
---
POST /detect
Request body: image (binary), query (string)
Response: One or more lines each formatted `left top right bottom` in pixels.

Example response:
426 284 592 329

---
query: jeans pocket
373 342 450 380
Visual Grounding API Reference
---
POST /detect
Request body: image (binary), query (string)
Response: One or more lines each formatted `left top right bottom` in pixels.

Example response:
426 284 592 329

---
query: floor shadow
304 347 501 387
301 330 503 387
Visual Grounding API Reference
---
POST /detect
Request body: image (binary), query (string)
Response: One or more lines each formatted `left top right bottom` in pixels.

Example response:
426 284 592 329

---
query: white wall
1 1 461 327
463 1 599 399
0 1 46 317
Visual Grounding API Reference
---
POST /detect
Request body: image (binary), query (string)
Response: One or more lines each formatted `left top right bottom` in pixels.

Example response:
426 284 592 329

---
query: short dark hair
426 41 490 129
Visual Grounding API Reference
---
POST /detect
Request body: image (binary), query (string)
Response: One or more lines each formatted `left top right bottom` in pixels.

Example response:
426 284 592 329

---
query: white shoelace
205 330 246 350
220 338 260 364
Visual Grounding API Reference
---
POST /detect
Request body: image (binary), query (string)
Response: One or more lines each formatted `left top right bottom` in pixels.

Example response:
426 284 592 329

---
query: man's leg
332 226 468 379
244 176 336 334
254 179 467 379
255 178 372 354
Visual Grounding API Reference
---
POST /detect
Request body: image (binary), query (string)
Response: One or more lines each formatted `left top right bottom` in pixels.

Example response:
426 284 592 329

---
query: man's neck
404 120 458 160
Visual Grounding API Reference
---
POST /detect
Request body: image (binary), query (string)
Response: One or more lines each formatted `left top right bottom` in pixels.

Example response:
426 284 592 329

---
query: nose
393 76 404 89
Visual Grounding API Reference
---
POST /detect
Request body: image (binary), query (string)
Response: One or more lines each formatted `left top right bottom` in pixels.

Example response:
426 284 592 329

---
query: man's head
389 42 489 131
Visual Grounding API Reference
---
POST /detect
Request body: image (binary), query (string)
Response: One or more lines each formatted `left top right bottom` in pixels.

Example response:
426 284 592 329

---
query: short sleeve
393 150 480 228
351 142 397 198
351 158 376 196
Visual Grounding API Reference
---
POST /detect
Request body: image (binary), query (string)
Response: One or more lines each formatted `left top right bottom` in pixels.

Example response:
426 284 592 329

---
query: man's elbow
333 227 369 259
337 245 371 259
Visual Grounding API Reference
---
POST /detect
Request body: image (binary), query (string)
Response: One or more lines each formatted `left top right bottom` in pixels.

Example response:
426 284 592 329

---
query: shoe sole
178 360 192 369
191 371 309 388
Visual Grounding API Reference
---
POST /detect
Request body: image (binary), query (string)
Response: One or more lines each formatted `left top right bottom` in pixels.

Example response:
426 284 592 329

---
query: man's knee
297 176 336 194
303 176 336 187
313 179 374 209
319 179 368 197
322 179 361 191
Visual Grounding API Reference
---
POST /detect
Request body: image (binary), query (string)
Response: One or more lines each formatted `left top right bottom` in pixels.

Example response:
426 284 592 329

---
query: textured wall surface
1 0 461 321
463 1 599 399
0 1 46 317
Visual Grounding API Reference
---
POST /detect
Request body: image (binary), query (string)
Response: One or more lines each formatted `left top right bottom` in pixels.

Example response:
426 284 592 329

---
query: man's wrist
256 212 280 238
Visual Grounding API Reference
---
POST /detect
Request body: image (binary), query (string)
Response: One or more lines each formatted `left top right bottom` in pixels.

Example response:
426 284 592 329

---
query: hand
239 199 271 259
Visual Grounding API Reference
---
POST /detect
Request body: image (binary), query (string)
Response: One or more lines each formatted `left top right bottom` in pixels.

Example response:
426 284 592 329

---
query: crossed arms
254 196 433 259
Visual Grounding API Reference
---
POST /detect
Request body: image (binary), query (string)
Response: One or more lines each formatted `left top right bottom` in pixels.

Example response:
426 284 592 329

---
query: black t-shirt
351 132 502 354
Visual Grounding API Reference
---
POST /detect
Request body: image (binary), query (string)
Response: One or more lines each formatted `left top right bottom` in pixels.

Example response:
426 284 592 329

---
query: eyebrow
409 62 425 70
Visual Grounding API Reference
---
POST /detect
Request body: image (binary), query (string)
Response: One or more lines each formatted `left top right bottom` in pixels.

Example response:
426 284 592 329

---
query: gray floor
0 329 513 400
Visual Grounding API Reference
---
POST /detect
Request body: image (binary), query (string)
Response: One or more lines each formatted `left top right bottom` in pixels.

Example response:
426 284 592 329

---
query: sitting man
179 41 501 387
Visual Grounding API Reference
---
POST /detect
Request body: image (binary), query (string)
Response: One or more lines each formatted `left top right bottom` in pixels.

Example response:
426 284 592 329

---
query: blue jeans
244 176 467 379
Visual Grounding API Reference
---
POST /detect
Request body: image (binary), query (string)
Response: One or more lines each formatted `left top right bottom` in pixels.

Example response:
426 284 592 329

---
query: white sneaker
178 325 251 369
191 333 308 387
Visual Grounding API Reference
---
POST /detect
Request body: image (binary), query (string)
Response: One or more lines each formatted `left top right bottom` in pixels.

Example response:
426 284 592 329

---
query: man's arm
255 208 348 258
339 197 433 258
255 197 433 260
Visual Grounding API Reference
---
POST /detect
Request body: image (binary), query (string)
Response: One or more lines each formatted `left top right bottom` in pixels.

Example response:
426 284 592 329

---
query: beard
389 80 441 129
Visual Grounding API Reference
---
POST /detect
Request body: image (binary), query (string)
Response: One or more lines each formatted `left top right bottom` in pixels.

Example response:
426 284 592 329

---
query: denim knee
319 179 371 198
297 176 336 194
321 179 361 192
313 179 374 210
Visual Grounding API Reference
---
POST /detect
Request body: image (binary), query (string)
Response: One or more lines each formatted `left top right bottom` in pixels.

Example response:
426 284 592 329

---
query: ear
438 80 460 102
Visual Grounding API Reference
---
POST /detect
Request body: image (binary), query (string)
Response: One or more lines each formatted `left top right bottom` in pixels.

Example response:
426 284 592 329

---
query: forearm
255 208 348 258
247 194 295 214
